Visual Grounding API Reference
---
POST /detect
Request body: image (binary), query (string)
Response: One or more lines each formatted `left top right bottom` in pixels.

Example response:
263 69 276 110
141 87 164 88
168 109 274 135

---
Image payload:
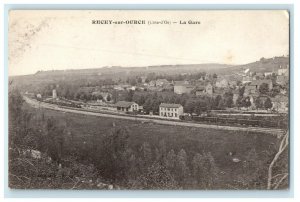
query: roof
250 79 272 86
276 75 288 82
174 81 190 86
115 101 136 108
156 79 169 83
159 103 182 108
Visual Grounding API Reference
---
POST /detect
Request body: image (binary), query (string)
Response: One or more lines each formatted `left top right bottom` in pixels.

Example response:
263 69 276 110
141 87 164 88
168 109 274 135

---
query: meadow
25 104 286 189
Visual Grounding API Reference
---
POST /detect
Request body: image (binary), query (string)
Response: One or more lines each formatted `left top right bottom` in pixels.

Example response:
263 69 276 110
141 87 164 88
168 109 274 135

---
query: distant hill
10 63 232 90
9 56 289 92
32 63 233 77
216 56 289 75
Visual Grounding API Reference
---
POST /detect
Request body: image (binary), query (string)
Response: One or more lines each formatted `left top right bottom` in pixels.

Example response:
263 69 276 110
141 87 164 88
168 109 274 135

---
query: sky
8 10 289 76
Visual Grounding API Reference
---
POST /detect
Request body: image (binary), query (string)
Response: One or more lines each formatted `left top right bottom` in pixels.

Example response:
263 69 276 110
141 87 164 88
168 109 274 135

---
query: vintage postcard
8 10 289 190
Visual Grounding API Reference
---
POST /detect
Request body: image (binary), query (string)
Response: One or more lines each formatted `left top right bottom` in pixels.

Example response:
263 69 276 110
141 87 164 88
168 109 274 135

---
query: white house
215 78 229 88
264 72 273 77
159 103 184 119
278 65 289 76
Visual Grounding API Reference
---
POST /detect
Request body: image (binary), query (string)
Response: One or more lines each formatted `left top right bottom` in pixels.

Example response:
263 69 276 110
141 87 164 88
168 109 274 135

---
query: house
264 72 273 77
141 76 147 83
228 80 237 88
136 86 146 91
156 79 169 87
205 83 213 94
114 101 139 112
128 86 136 91
195 86 206 96
159 103 184 119
148 79 170 88
163 83 174 91
276 75 288 86
195 83 213 96
242 75 252 84
215 78 229 88
174 81 194 94
244 85 257 96
278 65 289 76
271 95 288 112
205 73 212 80
101 85 114 90
114 85 125 91
249 79 273 91
253 72 264 80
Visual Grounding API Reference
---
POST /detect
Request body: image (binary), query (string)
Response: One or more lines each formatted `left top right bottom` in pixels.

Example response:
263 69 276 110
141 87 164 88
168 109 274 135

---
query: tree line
9 87 288 189
9 88 221 189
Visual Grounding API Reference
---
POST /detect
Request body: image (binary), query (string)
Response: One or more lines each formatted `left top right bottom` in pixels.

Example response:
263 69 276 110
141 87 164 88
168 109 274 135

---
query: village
26 62 289 126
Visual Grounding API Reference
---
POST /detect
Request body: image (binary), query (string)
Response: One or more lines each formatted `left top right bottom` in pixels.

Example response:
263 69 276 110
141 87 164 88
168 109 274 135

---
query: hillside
32 63 232 77
9 56 289 91
216 56 289 75
9 63 232 91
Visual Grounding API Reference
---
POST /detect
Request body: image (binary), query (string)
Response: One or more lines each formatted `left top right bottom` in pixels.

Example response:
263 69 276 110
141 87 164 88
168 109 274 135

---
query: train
179 115 288 129
43 99 82 108
35 96 288 129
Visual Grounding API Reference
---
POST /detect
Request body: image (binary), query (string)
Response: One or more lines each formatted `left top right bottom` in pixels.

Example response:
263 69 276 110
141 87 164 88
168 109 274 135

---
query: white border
1 0 299 201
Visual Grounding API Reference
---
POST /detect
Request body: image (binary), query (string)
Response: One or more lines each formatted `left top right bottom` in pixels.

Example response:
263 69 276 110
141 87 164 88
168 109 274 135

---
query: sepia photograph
8 10 290 190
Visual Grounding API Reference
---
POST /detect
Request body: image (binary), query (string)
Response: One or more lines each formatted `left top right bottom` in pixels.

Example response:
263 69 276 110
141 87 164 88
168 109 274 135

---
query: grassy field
26 103 284 188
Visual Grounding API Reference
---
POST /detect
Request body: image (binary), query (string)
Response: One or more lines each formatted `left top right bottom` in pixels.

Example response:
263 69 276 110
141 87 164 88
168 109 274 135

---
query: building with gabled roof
195 83 213 96
278 66 289 76
215 78 229 88
114 101 139 112
242 75 252 84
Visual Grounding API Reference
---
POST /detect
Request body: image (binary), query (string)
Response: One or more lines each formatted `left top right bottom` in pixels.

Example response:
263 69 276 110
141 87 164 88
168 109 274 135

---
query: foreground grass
24 103 286 189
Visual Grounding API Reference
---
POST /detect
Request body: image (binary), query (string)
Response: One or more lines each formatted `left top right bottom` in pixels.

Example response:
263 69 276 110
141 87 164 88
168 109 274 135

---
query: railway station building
115 101 139 112
159 103 184 119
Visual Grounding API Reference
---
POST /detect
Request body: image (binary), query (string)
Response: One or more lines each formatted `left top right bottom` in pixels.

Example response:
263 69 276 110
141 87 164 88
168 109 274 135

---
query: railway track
24 96 286 137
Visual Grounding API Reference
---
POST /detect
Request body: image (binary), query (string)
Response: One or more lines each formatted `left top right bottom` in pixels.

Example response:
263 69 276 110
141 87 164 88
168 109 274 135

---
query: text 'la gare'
180 20 201 24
